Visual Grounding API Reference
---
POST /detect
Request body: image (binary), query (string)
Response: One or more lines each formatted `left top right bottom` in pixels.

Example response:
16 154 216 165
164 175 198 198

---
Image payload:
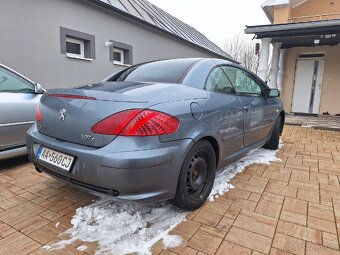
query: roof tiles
95 0 231 59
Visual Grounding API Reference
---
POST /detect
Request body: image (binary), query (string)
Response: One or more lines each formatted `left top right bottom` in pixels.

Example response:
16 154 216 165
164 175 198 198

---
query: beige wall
281 45 340 115
272 0 340 24
292 0 340 21
274 6 292 24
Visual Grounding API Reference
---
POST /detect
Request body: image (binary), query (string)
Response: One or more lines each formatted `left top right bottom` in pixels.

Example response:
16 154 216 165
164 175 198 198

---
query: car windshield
116 59 197 84
0 66 35 93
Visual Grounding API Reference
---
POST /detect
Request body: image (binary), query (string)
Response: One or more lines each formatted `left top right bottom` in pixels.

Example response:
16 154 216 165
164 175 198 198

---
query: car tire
170 140 216 211
263 116 282 150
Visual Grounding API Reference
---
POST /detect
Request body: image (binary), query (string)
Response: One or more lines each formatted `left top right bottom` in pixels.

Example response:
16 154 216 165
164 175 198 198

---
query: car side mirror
267 89 280 98
34 83 45 94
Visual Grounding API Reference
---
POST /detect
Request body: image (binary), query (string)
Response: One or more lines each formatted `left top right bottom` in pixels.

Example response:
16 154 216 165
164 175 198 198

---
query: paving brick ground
1 126 340 255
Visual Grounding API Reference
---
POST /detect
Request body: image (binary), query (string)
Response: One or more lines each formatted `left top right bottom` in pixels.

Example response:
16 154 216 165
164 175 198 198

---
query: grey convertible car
0 64 44 160
27 58 284 210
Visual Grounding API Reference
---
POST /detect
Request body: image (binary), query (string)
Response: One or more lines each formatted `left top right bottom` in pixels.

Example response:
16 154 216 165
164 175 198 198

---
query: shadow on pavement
0 155 30 171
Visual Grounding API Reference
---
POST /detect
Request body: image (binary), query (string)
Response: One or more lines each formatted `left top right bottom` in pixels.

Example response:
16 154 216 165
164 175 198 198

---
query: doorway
291 54 325 114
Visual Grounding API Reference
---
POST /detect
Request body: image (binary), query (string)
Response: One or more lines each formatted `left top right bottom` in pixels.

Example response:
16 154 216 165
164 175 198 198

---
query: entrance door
292 58 325 114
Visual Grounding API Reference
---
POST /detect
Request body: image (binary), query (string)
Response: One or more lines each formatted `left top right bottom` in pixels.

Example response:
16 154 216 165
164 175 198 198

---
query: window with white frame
108 40 133 66
60 27 96 60
112 48 125 65
66 37 85 58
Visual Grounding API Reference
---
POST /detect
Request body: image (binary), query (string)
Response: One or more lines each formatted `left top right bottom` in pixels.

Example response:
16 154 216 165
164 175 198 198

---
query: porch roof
245 19 340 48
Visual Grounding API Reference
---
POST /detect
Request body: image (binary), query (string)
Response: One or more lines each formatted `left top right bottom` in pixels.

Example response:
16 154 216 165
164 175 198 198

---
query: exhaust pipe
35 166 43 173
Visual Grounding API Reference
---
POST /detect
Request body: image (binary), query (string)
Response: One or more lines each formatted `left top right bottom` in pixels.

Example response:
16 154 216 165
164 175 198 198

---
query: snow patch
162 235 183 249
279 139 284 149
77 245 87 251
44 200 187 255
44 145 282 255
208 147 281 200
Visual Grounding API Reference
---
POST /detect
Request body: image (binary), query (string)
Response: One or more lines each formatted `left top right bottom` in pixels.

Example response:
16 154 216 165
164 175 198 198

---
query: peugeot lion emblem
59 109 67 121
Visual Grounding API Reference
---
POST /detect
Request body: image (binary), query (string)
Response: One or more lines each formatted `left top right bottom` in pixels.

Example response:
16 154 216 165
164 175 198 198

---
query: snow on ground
208 141 282 201
45 141 283 255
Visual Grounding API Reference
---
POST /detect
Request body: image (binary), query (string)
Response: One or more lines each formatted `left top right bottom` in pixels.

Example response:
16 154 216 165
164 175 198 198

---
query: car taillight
91 109 180 136
36 104 43 122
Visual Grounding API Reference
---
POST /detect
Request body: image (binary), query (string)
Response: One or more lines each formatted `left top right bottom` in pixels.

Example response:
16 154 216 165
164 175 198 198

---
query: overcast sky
149 0 270 48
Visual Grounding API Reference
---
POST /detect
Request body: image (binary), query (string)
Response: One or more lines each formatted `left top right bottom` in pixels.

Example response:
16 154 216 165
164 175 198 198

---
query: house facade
245 0 340 115
0 0 231 89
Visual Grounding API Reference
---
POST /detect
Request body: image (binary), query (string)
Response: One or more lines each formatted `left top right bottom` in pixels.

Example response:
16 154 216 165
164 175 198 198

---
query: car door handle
243 105 251 112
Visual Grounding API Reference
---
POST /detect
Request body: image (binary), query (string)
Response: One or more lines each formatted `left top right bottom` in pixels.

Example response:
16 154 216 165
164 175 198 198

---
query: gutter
81 0 233 60
245 19 340 34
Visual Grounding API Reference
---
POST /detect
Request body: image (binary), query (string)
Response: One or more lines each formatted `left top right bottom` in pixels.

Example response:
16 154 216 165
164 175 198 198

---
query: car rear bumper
26 124 193 203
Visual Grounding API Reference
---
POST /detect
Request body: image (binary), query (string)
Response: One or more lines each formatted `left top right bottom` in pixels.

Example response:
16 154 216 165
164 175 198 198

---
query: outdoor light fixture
105 41 114 47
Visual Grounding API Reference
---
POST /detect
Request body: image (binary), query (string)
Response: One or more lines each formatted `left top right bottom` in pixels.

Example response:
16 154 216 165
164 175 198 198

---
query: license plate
36 146 74 171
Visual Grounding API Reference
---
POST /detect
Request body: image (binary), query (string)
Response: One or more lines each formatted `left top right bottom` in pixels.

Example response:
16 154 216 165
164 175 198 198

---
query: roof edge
262 5 274 23
261 0 289 23
245 19 340 34
82 0 232 60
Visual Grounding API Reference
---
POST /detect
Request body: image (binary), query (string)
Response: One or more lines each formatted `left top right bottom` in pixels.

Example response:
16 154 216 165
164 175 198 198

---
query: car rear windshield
116 59 198 84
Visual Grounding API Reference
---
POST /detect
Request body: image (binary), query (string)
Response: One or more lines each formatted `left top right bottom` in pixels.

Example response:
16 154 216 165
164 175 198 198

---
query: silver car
0 64 44 160
27 58 284 210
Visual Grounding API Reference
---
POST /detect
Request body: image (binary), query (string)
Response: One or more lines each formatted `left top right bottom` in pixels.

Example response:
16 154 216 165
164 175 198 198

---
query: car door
204 66 244 161
0 66 41 151
222 66 276 147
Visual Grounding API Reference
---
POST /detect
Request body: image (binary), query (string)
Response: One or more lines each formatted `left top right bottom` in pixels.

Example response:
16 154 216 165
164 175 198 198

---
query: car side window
221 66 263 96
205 67 234 95
0 67 35 93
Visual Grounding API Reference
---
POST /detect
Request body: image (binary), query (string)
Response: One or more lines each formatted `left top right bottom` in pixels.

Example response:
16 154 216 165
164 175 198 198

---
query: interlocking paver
1 126 340 254
216 216 234 232
28 223 67 245
0 222 16 238
225 227 272 254
308 216 337 234
297 188 320 203
280 210 307 226
306 242 340 255
233 213 276 238
13 215 50 235
322 232 339 250
0 232 40 255
216 240 251 255
230 198 257 211
276 220 322 244
255 198 282 218
309 205 335 221
282 197 307 215
270 248 295 255
272 233 305 255
193 209 223 227
170 245 197 255
266 183 297 198
187 225 226 255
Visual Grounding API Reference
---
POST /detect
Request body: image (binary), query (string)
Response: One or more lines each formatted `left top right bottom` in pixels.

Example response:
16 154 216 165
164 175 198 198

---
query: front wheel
263 116 282 150
170 140 216 211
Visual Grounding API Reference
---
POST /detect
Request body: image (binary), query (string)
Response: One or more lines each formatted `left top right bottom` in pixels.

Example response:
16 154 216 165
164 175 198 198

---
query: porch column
277 49 286 92
258 37 272 82
268 42 282 89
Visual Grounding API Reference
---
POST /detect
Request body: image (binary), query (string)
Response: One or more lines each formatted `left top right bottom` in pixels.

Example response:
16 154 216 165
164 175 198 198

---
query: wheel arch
197 136 220 168
279 111 285 134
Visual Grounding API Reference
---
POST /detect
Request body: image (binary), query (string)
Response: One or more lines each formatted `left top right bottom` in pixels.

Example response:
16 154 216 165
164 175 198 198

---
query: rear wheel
264 116 282 150
170 140 216 211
